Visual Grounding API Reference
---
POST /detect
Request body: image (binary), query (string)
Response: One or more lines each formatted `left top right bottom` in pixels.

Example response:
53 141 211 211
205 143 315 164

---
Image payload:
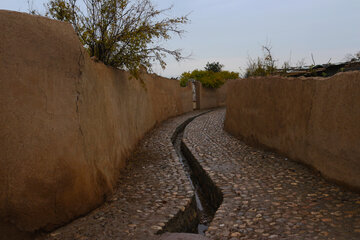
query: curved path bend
183 108 360 240
41 109 360 240
41 110 207 240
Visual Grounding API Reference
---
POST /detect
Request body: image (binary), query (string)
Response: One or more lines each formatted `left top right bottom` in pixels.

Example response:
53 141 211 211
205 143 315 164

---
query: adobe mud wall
0 10 192 238
196 81 228 109
224 73 360 190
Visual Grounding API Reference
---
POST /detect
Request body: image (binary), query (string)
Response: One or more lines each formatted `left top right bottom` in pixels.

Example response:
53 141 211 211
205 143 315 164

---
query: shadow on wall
224 72 360 191
194 81 229 110
0 10 193 238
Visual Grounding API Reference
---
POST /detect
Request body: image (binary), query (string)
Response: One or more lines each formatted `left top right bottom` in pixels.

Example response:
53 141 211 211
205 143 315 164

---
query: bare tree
45 0 189 75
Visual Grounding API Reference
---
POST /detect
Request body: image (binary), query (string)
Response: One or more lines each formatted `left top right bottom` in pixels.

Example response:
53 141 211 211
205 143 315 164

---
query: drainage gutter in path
158 112 223 236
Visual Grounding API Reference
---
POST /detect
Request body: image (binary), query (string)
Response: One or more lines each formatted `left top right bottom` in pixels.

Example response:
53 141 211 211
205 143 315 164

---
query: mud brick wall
0 10 192 237
197 82 228 109
224 73 360 190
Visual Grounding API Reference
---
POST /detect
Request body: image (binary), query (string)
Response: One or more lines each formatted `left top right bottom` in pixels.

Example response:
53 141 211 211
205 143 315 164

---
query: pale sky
1 0 359 78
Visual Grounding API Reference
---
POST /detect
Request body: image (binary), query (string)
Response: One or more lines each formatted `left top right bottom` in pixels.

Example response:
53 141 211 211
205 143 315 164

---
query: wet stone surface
41 110 207 240
183 108 360 240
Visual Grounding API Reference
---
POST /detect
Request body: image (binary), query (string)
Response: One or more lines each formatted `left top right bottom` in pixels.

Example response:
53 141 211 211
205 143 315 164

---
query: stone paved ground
39 108 360 240
39 110 207 240
183 109 360 240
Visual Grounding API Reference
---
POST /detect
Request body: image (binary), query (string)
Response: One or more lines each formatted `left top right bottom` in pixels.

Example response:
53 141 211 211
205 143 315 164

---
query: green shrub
205 62 224 72
180 69 239 88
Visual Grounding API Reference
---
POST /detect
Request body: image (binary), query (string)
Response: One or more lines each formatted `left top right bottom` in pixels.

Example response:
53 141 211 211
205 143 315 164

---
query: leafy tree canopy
180 63 239 88
205 61 223 72
45 0 188 75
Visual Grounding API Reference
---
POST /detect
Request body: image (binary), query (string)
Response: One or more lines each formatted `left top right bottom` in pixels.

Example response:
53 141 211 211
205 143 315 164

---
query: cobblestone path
183 109 360 240
40 109 360 240
41 110 207 240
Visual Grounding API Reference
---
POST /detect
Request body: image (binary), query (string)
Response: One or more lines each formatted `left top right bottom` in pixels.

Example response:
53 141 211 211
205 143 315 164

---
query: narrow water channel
174 130 214 234
170 114 223 235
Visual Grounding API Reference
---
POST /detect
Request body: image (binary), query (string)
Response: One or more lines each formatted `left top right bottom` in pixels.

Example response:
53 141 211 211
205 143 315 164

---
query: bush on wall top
180 62 239 88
